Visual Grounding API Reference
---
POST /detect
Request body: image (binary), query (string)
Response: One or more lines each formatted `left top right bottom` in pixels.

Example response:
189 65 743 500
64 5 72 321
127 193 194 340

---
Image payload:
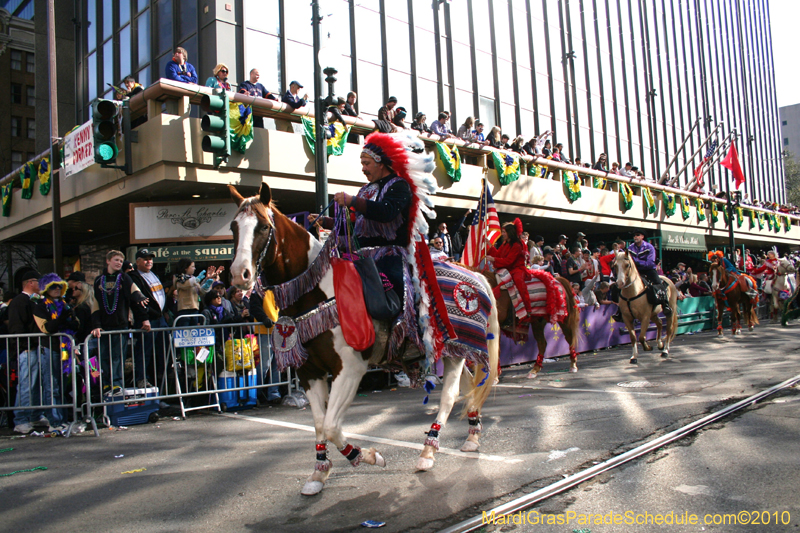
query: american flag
462 179 502 267
693 140 718 180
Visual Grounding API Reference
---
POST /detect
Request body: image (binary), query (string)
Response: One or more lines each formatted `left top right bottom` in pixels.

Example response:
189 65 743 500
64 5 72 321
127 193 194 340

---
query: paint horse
487 273 580 378
766 258 797 321
708 262 758 335
228 183 500 496
613 251 678 363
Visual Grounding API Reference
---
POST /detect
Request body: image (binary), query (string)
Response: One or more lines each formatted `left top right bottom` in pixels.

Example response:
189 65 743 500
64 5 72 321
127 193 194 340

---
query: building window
11 151 23 170
11 84 22 104
11 50 22 70
785 138 790 146
26 52 35 73
27 119 36 139
11 117 21 137
782 120 788 126
27 86 35 105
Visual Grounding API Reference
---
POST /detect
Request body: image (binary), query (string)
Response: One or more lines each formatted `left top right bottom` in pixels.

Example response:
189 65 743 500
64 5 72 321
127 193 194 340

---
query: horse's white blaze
711 269 719 291
231 210 259 289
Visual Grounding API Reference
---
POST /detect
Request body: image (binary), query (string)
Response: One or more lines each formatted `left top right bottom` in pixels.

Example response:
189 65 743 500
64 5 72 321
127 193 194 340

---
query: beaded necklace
101 272 123 314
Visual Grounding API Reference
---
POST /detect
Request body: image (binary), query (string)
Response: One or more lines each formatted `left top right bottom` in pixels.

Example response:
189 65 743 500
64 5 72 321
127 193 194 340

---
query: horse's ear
228 184 245 207
259 182 272 206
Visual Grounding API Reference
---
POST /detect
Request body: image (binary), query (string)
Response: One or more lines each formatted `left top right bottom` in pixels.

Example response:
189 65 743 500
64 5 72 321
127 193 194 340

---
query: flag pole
479 178 486 267
724 129 738 262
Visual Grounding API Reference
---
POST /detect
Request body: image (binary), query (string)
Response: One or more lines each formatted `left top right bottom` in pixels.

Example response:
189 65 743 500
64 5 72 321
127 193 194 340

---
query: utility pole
311 0 328 213
47 0 62 277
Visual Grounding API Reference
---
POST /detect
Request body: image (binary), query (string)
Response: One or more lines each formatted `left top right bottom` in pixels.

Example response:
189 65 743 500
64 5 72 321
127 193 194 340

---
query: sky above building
771 0 799 107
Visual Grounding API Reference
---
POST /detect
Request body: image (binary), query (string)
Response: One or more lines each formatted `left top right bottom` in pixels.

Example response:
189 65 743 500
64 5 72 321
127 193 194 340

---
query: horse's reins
616 259 648 315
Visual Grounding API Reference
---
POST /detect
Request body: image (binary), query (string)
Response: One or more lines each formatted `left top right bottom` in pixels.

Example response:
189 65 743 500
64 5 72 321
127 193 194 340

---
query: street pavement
1 323 799 532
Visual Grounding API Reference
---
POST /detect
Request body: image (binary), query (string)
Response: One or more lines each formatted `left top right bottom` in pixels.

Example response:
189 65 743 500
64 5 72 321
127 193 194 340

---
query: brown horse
486 273 580 378
228 182 500 496
709 262 758 335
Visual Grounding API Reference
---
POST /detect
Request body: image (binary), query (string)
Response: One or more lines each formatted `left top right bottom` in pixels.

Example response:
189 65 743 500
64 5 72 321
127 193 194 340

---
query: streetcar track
437 372 800 533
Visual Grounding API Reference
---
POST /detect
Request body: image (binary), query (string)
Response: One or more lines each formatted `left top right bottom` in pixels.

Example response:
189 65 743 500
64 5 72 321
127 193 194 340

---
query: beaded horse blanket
497 268 568 324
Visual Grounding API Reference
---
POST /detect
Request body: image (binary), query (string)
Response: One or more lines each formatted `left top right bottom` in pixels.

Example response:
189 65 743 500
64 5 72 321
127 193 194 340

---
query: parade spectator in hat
282 80 308 110
375 96 399 133
486 219 533 315
129 248 169 389
411 112 430 134
391 106 408 130
627 229 673 316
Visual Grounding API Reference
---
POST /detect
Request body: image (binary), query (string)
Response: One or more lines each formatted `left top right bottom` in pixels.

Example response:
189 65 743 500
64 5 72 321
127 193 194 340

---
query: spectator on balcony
343 92 359 118
500 134 511 150
165 47 198 84
205 63 232 91
282 80 308 110
373 96 399 133
593 153 608 172
555 143 571 164
574 157 582 166
610 161 621 175
509 136 526 154
522 137 536 156
114 76 143 100
486 126 502 148
619 162 634 177
411 112 430 134
473 122 487 144
542 140 552 158
551 143 563 162
430 112 454 138
239 68 277 129
456 116 476 143
392 106 408 130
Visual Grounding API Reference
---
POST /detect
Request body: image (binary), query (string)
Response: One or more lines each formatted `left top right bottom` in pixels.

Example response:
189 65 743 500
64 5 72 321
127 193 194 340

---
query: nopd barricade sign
63 120 95 177
173 327 216 348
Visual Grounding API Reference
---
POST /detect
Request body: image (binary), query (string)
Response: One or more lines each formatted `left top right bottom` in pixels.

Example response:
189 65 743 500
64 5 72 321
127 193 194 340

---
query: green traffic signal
200 91 231 167
92 99 120 164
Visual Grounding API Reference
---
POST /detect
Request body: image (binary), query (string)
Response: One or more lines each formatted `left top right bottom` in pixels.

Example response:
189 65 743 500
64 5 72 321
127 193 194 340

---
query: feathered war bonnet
39 273 68 297
707 250 724 262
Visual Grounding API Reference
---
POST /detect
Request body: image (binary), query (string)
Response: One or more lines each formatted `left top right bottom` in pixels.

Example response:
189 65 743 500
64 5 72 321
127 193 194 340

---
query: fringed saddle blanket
434 262 492 366
497 268 568 324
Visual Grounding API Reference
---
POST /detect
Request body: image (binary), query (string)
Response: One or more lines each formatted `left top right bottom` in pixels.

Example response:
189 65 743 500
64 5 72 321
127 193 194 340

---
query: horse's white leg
627 319 639 364
323 339 385 472
301 378 331 496
417 357 465 471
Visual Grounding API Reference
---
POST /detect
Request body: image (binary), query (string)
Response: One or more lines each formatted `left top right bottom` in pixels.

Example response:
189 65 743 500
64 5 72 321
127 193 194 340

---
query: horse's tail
555 275 580 348
666 279 679 343
460 272 500 418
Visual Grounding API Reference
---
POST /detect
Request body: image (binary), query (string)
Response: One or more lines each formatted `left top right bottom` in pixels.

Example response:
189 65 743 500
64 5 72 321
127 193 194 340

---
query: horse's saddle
640 276 668 306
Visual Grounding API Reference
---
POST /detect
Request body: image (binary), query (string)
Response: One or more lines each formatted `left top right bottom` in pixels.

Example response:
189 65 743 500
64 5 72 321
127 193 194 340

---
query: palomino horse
708 262 758 335
488 275 581 378
228 183 500 496
613 251 678 363
767 258 797 321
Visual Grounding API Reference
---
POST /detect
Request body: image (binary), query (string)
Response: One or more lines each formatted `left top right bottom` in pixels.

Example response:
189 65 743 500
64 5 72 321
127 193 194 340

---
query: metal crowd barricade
0 332 81 436
80 318 294 437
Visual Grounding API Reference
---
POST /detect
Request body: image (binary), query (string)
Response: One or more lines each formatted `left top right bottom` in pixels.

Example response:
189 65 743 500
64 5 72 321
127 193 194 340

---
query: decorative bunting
710 201 719 223
302 116 351 160
563 170 581 202
230 102 254 153
747 209 755 229
772 213 781 234
593 175 607 189
20 163 33 199
662 191 676 217
643 187 656 215
491 151 520 186
38 157 51 196
620 183 633 211
757 211 765 229
528 164 547 178
680 195 691 220
435 142 462 182
696 198 706 221
1 182 12 217
735 206 743 227
783 216 791 233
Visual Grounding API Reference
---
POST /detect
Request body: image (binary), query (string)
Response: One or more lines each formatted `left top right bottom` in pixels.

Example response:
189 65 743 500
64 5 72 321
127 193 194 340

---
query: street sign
173 327 216 348
63 120 95 177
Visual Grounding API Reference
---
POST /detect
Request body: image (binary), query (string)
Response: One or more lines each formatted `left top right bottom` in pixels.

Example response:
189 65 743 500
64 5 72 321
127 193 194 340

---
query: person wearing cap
541 247 557 275
391 106 408 130
374 96 399 133
411 112 430 134
128 249 169 389
282 80 308 110
628 229 673 316
554 234 569 255
211 280 237 319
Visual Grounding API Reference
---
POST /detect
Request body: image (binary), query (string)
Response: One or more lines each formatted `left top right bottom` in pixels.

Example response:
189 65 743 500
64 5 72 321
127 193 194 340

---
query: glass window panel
179 35 197 78
11 117 20 137
120 25 132 78
245 0 280 34
448 0 469 45
245 30 281 93
103 39 115 92
520 109 534 138
87 0 97 51
157 52 172 83
138 0 149 12
497 58 514 104
536 71 551 120
412 0 434 32
286 3 313 44
576 89 589 136
516 65 533 111
179 0 197 39
384 0 407 22
137 65 150 87
578 126 592 161
414 29 436 80
454 89 474 125
157 0 173 54
11 151 23 170
479 96 496 129
493 0 511 61
513 6 530 68
416 77 438 120
10 50 22 70
26 85 35 104
26 52 35 73
386 18 410 72
387 70 411 114
439 35 449 85
532 16 547 74
476 51 493 97
334 54 352 95
121 0 131 26
138 10 150 67
88 51 98 101
285 40 314 99
103 0 113 40
500 102 516 138
321 1 350 57
27 118 35 139
356 60 383 118
471 0 491 53
354 6 381 65
355 0 380 11
452 42 472 91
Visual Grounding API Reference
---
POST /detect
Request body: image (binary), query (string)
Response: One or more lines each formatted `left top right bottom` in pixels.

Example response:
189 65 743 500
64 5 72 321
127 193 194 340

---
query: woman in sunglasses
206 63 232 90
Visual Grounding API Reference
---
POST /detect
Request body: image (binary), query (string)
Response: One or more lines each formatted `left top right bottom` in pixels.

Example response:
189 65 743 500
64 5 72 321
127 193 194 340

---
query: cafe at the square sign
129 200 237 244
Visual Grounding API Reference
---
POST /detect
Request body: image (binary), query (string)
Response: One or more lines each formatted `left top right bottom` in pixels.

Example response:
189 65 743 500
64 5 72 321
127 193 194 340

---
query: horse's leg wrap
424 421 442 450
315 441 332 472
339 443 363 467
569 347 578 361
467 412 482 435
536 352 545 367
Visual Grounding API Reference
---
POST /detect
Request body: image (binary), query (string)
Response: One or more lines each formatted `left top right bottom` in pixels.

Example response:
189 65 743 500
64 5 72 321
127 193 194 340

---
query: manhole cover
617 381 666 388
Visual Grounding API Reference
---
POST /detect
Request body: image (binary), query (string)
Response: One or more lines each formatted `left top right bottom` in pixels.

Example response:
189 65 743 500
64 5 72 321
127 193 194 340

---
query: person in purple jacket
628 229 672 316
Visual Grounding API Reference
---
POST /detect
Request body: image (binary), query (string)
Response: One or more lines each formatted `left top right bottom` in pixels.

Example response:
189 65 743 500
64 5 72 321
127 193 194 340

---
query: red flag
720 140 745 190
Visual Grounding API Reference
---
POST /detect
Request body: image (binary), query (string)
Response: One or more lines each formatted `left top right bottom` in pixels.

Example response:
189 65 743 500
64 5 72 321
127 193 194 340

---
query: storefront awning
661 229 707 252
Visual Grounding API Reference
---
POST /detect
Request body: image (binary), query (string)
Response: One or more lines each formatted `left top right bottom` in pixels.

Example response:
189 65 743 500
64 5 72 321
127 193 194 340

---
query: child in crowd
530 254 546 270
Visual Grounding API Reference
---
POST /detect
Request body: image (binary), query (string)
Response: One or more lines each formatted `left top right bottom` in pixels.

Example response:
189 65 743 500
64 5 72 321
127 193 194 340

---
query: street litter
0 466 47 477
361 520 386 528
114 455 124 458
121 468 146 474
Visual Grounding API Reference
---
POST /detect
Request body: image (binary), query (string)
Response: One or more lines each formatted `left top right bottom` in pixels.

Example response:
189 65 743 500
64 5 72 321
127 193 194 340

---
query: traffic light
92 99 120 165
201 90 231 168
